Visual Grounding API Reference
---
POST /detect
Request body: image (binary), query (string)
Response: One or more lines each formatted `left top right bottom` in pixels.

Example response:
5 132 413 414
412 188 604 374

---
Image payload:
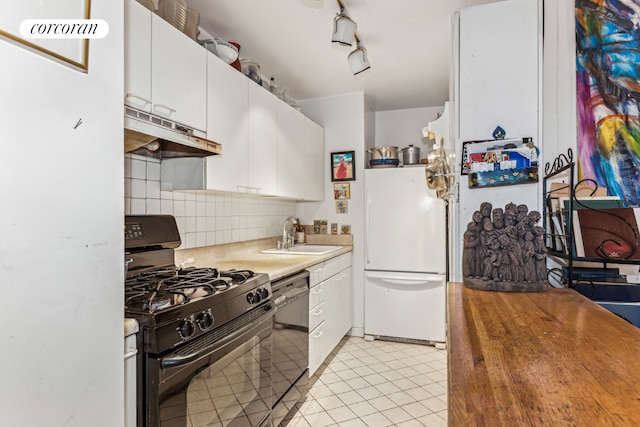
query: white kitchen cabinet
124 0 152 112
204 52 250 192
307 253 353 376
277 105 325 201
277 100 306 199
151 14 207 131
302 117 325 201
248 83 278 196
124 0 207 132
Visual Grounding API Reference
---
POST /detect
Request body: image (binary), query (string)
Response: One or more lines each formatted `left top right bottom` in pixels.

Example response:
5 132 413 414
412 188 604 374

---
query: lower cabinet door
308 321 326 377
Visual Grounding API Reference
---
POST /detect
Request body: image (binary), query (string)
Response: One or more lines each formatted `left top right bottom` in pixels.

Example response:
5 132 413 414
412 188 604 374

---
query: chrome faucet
281 216 298 249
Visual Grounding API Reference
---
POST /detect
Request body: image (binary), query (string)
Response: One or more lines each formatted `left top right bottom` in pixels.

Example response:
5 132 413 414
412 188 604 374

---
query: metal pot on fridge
368 146 399 168
400 145 421 165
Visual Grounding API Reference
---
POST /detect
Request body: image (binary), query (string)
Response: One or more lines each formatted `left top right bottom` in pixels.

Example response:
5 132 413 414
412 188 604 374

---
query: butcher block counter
448 281 640 426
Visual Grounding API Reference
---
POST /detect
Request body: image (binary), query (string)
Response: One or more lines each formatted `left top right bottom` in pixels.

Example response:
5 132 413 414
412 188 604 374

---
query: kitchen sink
261 244 343 255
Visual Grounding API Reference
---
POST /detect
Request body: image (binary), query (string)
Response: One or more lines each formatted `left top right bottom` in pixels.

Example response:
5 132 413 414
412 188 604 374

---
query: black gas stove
125 215 275 427
124 215 271 354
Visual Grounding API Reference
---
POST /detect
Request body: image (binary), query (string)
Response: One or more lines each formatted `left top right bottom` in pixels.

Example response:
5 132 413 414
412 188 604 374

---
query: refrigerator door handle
369 275 441 283
366 272 444 286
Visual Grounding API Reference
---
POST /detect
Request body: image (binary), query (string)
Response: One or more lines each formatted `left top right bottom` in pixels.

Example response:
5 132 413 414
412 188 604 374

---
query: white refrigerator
364 166 447 344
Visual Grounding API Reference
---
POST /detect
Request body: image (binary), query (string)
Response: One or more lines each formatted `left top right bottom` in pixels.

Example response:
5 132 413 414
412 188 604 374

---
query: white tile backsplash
125 154 297 249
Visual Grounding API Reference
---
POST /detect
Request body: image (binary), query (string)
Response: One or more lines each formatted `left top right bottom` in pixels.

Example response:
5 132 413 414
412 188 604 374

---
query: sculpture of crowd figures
462 202 547 283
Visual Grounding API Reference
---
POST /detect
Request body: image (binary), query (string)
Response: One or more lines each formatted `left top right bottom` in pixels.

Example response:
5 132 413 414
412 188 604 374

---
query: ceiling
186 0 500 112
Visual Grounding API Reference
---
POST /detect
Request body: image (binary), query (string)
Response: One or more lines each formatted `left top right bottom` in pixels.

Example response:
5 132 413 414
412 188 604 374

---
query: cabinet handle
153 103 176 116
125 93 151 107
311 289 323 294
312 309 323 316
312 330 324 338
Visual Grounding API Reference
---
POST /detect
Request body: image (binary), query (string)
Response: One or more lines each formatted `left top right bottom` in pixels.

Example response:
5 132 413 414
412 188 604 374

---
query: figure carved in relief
462 201 548 291
522 231 536 282
463 222 480 278
532 225 547 281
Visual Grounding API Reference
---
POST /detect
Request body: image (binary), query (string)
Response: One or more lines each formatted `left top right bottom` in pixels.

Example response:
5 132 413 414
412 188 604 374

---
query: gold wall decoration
0 0 91 72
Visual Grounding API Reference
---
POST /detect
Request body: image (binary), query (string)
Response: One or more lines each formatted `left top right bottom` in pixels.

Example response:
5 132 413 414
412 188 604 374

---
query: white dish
214 38 238 64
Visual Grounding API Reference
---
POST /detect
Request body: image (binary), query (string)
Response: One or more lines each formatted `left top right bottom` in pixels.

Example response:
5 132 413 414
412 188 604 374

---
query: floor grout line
280 336 447 427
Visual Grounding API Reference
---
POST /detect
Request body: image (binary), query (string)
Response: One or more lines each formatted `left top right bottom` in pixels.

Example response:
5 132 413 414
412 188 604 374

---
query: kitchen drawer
307 252 352 286
309 280 326 309
309 301 325 332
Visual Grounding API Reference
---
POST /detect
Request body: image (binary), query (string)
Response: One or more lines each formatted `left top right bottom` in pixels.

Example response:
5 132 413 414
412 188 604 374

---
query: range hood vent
124 106 221 159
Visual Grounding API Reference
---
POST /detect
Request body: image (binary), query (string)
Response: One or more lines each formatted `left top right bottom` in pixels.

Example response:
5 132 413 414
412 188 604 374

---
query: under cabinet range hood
124 106 221 158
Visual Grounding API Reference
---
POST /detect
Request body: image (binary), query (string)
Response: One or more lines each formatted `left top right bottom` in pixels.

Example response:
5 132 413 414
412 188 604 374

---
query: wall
543 0 577 160
297 92 371 337
0 1 124 425
125 154 297 248
452 0 542 280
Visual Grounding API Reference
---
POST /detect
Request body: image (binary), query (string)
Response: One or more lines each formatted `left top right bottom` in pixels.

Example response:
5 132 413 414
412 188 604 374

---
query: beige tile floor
281 336 448 427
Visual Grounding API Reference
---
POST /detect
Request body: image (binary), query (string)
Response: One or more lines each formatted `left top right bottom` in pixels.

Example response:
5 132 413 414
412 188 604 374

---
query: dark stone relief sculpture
463 202 548 292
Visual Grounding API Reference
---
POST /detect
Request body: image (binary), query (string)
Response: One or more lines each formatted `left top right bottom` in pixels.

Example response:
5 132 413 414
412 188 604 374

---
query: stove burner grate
124 267 257 313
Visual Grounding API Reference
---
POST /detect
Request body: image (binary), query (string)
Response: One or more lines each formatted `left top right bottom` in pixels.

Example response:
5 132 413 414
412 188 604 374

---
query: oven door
145 304 274 427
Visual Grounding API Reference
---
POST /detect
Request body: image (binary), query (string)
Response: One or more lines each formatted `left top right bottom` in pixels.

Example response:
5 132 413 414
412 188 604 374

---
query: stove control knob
246 292 256 304
257 287 269 299
247 291 262 304
196 311 214 331
177 319 195 339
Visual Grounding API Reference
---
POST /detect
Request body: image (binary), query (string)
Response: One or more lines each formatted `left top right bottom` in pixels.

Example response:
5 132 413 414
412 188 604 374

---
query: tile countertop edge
174 238 353 281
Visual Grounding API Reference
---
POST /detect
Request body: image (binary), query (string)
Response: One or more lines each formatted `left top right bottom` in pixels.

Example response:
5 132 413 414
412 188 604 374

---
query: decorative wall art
463 137 539 188
462 201 549 292
0 0 92 72
336 200 348 214
331 151 355 182
576 0 640 207
334 183 351 199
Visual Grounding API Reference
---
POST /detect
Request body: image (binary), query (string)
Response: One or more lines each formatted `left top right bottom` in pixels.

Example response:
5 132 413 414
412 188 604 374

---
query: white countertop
174 238 353 281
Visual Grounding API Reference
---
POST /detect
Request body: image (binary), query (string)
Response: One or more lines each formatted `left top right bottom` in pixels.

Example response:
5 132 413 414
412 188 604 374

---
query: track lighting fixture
348 34 370 75
332 1 356 46
331 0 370 75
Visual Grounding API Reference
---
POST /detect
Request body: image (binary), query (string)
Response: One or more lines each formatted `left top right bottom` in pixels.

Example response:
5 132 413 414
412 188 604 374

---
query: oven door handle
160 306 274 369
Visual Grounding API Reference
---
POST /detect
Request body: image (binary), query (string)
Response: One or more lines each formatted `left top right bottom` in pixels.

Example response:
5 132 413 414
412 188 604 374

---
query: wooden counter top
448 281 640 426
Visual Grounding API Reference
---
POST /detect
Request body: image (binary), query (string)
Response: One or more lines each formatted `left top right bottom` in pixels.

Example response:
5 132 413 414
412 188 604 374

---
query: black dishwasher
271 270 310 426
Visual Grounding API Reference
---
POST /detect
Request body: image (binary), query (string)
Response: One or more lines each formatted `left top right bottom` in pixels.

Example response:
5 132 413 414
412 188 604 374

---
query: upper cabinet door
277 100 306 199
151 14 207 131
205 53 250 192
248 84 278 196
302 117 325 201
124 0 152 112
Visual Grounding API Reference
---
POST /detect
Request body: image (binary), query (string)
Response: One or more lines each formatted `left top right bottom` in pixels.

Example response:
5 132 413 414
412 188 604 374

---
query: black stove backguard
125 215 182 276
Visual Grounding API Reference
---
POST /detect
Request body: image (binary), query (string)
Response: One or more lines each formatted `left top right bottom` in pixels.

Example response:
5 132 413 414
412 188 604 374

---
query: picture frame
336 200 348 214
333 183 351 200
331 151 355 182
0 1 91 73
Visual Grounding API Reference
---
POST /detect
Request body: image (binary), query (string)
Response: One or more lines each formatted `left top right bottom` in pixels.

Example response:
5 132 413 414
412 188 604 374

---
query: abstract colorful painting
575 0 640 207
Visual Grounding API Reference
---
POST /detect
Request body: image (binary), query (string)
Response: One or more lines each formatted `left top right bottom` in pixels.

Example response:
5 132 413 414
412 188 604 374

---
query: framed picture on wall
331 151 355 182
333 183 350 200
0 0 92 72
